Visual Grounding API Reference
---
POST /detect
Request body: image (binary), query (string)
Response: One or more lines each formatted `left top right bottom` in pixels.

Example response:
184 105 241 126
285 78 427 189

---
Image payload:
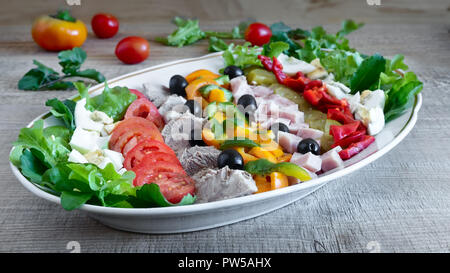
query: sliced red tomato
124 98 164 130
123 139 176 170
135 171 195 204
133 161 186 186
109 117 163 154
129 88 146 99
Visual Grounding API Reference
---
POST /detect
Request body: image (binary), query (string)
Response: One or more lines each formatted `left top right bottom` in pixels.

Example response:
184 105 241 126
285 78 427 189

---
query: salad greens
244 159 312 181
156 17 251 47
75 82 137 121
213 19 421 122
18 47 105 91
11 83 196 210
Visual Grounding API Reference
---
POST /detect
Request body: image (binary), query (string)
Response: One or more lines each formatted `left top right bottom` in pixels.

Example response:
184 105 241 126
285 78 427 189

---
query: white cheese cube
68 149 88 164
69 127 100 154
103 149 124 171
278 53 317 75
74 98 104 132
355 106 385 136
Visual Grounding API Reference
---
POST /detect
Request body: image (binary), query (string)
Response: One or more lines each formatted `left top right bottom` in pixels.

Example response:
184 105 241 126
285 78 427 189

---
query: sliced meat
142 82 170 108
278 131 302 153
161 112 203 155
321 146 344 172
230 75 253 104
192 166 257 203
290 152 322 173
297 127 324 140
157 94 187 119
178 146 222 176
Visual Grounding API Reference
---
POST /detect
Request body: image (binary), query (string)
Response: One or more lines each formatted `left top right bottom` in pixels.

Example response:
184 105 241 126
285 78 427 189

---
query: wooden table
1 0 449 253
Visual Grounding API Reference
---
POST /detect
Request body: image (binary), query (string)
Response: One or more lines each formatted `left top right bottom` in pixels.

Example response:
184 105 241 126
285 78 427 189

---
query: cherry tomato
115 36 150 64
91 13 119 39
244 22 272 46
109 117 163 153
128 89 146 99
124 139 177 170
31 10 87 51
124 98 164 130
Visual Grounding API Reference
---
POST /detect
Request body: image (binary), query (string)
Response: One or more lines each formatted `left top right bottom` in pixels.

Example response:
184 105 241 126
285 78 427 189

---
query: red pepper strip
304 80 323 90
331 130 366 149
329 121 361 142
327 108 356 124
303 87 323 106
258 55 309 92
338 135 375 160
259 55 273 70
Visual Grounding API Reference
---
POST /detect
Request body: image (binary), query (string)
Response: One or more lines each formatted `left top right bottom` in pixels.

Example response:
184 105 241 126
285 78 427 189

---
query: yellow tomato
31 11 87 51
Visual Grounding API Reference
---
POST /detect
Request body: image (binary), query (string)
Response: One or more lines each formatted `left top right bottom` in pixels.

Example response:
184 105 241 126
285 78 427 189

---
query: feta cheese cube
69 127 100 154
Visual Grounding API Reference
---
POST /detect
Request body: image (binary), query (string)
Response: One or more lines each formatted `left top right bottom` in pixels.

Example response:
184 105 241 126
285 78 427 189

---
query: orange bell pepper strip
277 153 293 163
208 88 228 103
248 146 277 163
185 78 218 108
254 175 271 194
185 69 220 83
270 172 289 190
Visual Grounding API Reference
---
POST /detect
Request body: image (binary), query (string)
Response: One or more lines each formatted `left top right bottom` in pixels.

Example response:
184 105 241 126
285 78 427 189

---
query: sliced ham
290 152 322 173
321 146 344 172
297 127 324 140
251 85 273 97
278 131 302 153
289 122 309 135
230 76 253 104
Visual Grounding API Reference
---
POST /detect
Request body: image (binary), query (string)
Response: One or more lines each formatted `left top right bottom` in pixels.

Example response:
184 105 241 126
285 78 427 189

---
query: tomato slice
123 139 176 170
109 117 163 154
124 98 164 130
135 171 195 204
129 89 146 99
133 161 186 186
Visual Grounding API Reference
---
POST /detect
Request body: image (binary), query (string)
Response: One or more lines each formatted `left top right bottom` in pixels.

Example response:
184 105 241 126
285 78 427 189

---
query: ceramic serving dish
10 52 422 234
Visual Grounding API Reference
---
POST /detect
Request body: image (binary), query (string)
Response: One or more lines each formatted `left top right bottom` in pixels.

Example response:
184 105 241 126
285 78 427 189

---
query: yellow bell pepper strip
260 140 284 157
254 172 289 193
277 153 293 163
202 127 221 148
233 147 259 164
270 172 289 190
248 147 278 163
185 69 220 83
208 88 229 103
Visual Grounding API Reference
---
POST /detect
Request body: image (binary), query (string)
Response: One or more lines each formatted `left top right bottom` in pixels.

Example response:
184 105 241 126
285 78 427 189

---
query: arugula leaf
208 36 231 52
18 47 105 91
157 17 252 47
350 53 386 93
76 82 137 121
262 41 290 58
337 20 364 37
20 149 48 183
45 98 76 131
12 120 70 168
60 191 93 210
384 79 423 122
222 42 262 70
156 17 206 47
133 183 196 207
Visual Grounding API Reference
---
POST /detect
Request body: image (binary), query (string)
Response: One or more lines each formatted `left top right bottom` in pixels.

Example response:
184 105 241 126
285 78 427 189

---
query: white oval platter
10 52 422 234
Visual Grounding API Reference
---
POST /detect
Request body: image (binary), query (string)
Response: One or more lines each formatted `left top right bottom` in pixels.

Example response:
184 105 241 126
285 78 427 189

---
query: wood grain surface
0 0 449 253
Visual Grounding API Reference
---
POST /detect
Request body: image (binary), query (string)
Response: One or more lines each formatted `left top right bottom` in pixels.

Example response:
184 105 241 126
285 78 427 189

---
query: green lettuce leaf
45 98 76 131
75 82 137 121
222 42 262 70
133 183 196 207
350 53 386 93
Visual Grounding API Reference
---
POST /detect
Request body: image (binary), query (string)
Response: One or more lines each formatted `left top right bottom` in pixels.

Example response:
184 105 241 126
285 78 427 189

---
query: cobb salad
11 21 422 210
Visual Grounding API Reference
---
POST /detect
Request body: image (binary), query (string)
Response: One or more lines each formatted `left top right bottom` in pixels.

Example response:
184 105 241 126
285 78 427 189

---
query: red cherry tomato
128 89 146 99
244 22 272 46
91 13 119 38
115 36 150 64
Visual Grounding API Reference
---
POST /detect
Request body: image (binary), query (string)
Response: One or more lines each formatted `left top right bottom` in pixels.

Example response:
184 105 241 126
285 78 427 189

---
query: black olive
237 94 257 113
217 149 244 170
184 100 201 116
297 138 320 155
169 75 188 96
189 129 205 147
270 122 289 133
223 65 244 79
